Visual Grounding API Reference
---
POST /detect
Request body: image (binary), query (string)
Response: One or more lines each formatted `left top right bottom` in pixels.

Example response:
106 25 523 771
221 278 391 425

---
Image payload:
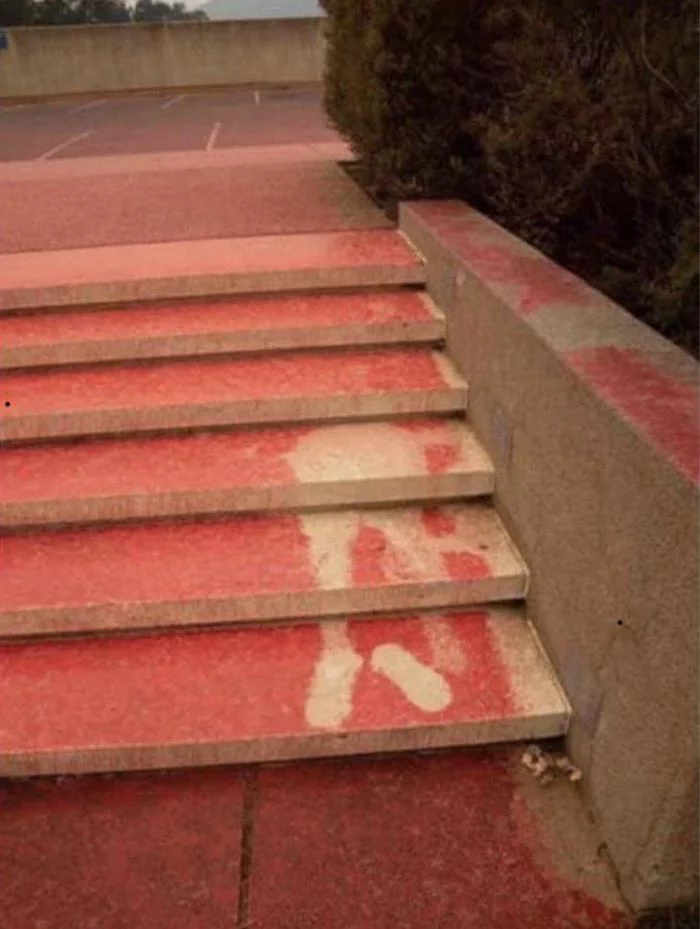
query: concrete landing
0 608 566 776
1 419 494 528
0 156 389 254
0 504 527 637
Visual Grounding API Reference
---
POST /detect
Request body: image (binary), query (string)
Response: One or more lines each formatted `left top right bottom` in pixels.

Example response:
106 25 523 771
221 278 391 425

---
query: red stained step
0 229 426 313
0 291 444 370
0 503 527 637
0 608 569 776
0 347 466 442
0 419 494 528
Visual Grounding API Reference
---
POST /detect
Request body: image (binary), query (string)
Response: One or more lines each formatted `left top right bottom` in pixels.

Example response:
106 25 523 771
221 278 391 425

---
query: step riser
0 714 568 778
0 576 527 639
1 388 467 443
1 472 495 530
0 267 427 315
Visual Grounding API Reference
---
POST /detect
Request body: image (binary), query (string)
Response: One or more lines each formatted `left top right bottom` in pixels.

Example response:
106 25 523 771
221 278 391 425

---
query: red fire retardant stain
0 291 434 347
1 348 447 415
0 229 421 292
443 550 491 580
0 769 244 929
350 524 390 586
1 426 310 503
424 441 461 474
422 506 458 538
249 750 632 929
394 418 449 434
0 613 521 757
410 201 608 316
0 514 317 611
346 611 517 727
566 346 700 483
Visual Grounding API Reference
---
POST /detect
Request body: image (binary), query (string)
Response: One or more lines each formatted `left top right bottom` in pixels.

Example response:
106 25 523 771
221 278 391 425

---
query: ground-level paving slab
0 749 631 929
248 749 632 929
0 768 244 929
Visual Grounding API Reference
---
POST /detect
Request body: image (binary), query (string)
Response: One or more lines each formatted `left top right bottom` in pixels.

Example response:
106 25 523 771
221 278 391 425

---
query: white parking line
161 94 185 110
36 130 94 161
254 90 261 105
206 121 222 152
72 99 107 114
0 104 27 116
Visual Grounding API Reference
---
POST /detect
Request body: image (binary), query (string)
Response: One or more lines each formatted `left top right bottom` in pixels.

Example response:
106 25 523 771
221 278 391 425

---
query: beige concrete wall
0 18 325 99
402 201 699 912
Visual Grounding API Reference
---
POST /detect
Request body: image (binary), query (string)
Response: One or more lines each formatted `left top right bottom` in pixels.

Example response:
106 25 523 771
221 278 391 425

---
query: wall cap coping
401 199 699 486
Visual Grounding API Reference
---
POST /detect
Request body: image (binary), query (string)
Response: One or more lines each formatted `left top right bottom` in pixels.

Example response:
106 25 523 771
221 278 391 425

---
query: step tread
0 229 426 312
0 608 570 776
0 291 444 368
0 419 494 525
1 347 466 442
0 503 527 636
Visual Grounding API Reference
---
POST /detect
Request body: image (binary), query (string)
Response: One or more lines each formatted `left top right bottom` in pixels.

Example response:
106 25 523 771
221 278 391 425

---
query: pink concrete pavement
1 156 383 253
0 88 358 253
0 751 632 929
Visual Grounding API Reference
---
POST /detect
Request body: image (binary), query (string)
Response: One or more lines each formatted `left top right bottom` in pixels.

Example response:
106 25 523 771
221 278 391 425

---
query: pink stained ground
0 419 467 504
0 290 433 348
566 346 700 483
0 769 245 929
0 229 421 292
249 751 632 929
0 160 389 253
0 505 497 613
0 612 516 754
1 347 451 415
0 751 632 929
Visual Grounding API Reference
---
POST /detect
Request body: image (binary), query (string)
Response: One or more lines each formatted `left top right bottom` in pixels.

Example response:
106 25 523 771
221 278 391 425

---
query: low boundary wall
0 18 325 99
402 200 699 912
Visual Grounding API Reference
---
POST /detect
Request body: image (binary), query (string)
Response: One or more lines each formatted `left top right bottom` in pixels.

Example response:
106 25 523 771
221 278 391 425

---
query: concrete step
0 291 444 371
0 608 569 776
0 503 527 638
0 229 425 313
1 347 466 443
1 419 494 529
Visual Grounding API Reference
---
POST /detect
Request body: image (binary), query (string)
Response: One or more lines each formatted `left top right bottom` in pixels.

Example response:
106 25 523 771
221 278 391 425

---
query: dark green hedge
320 0 699 355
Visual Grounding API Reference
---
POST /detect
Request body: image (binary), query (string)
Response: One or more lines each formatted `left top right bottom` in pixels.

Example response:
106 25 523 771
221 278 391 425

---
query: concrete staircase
0 229 569 776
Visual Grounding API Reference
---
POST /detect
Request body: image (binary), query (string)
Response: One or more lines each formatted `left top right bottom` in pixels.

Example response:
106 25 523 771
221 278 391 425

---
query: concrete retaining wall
402 200 699 912
0 18 325 100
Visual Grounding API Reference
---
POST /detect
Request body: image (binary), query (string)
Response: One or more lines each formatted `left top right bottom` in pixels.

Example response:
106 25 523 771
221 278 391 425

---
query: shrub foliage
320 0 699 354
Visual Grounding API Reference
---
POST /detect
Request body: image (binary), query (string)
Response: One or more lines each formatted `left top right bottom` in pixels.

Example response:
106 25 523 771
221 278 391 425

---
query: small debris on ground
521 745 582 786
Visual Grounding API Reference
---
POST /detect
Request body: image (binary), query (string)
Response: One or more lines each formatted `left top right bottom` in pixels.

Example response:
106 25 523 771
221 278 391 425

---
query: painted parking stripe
71 99 107 114
36 130 94 161
206 121 222 152
161 94 185 110
0 104 27 115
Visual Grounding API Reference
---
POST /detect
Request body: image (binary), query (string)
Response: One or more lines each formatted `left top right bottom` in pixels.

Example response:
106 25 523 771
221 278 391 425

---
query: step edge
0 471 496 529
0 386 468 443
0 712 570 777
0 574 528 639
0 320 446 371
0 265 428 314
